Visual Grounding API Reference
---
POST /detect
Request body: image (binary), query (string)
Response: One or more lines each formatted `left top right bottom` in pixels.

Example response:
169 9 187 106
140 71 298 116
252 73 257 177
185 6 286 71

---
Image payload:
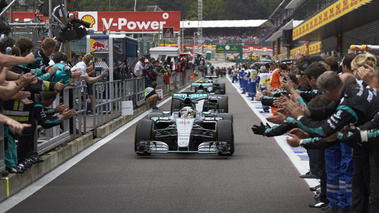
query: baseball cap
144 59 149 63
297 62 308 76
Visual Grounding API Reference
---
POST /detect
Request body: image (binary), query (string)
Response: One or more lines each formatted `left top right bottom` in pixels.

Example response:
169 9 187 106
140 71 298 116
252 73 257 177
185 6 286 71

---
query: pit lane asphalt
7 77 318 213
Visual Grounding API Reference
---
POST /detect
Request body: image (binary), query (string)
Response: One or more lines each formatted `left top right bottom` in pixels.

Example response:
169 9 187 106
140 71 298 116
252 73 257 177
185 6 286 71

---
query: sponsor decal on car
189 93 208 100
191 83 213 87
173 93 187 99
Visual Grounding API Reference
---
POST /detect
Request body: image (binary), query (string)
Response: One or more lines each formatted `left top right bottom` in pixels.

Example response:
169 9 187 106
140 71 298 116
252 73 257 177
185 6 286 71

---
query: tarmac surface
6 74 319 213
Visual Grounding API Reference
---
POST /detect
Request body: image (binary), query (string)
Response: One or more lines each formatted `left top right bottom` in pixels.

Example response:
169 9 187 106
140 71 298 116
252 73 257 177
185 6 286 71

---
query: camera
52 19 89 42
72 19 91 28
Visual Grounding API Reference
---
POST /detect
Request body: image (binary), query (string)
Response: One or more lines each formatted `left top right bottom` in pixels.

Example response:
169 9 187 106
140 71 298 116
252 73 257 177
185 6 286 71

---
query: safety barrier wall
0 70 194 174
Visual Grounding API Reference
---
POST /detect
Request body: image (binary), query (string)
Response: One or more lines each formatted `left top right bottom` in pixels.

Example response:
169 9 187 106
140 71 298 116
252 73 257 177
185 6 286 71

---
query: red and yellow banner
308 42 322 55
293 0 372 40
287 42 322 58
290 45 307 58
276 52 287 60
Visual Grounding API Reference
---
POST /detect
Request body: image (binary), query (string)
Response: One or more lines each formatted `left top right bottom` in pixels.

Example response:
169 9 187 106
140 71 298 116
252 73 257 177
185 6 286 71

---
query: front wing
135 141 231 155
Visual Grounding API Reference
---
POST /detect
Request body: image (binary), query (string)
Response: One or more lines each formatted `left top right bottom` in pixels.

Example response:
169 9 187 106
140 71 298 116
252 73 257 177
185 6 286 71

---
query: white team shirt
71 61 88 85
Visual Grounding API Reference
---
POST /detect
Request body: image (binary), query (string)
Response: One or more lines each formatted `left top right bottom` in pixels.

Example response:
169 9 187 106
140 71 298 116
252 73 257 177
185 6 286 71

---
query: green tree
185 0 226 20
35 0 282 20
184 0 282 20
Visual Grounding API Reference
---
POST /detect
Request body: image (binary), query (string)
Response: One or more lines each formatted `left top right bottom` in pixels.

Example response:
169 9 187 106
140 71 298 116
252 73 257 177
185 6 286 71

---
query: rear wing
172 93 208 100
191 82 213 88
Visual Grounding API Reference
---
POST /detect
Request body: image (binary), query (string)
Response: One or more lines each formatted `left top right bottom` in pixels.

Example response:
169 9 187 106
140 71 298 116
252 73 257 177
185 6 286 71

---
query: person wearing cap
143 58 153 88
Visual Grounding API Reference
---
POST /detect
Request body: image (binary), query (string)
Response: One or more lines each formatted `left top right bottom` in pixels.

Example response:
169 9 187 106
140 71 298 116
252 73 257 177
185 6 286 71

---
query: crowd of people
232 51 379 213
0 19 109 176
134 55 190 111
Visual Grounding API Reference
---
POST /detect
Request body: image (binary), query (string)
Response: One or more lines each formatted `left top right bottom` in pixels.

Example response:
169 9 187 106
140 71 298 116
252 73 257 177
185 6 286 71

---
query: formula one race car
170 92 228 113
134 102 234 156
191 80 226 94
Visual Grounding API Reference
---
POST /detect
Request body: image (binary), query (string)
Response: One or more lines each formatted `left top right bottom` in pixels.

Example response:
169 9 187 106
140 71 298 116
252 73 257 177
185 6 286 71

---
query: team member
145 81 159 110
283 71 379 212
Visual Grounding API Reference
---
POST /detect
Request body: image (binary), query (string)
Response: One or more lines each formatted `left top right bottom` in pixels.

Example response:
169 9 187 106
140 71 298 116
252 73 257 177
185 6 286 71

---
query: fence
1 70 197 174
0 71 194 174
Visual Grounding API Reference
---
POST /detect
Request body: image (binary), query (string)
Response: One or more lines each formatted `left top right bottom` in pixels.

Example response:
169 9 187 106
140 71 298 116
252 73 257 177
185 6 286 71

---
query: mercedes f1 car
170 92 228 113
191 78 226 94
134 99 234 156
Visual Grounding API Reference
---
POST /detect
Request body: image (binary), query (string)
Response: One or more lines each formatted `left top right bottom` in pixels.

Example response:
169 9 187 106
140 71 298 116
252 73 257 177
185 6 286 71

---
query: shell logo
81 15 95 28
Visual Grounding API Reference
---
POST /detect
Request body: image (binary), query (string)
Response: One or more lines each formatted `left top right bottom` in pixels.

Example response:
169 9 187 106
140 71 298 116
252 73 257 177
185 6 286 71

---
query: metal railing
92 80 122 137
0 70 196 174
34 88 70 155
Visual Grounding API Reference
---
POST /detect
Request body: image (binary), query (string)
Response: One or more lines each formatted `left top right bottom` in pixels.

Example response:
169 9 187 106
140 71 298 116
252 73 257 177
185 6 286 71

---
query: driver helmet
180 106 194 118
197 85 205 93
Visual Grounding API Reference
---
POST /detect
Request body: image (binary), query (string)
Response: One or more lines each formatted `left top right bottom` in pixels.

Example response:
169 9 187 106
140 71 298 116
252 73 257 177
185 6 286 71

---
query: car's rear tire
217 113 233 122
217 120 234 155
135 119 153 155
218 96 228 113
171 99 182 113
220 83 226 94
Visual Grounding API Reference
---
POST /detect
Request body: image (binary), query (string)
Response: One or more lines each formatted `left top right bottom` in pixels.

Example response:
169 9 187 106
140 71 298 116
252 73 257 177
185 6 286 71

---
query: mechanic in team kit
249 52 379 213
251 51 376 212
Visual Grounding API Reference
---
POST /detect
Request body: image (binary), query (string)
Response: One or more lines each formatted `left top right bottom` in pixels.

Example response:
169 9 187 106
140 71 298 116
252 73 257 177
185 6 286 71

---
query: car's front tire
217 120 234 155
135 119 153 155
